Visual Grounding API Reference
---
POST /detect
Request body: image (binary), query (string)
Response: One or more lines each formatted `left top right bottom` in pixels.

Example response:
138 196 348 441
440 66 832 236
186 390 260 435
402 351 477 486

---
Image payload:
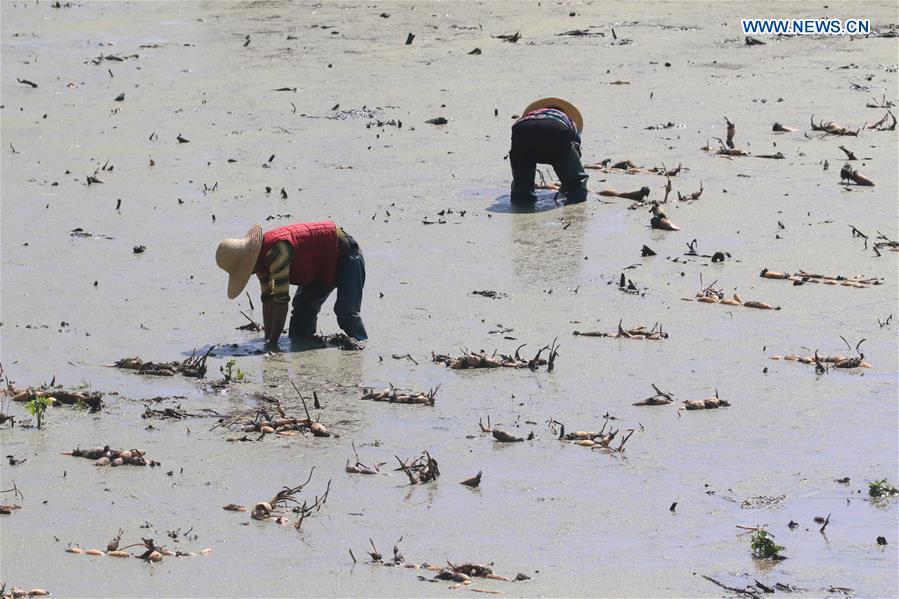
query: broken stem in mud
724 116 736 149
838 146 858 161
239 311 262 331
701 574 761 598
1 482 23 500
395 455 418 485
290 380 313 421
849 224 868 239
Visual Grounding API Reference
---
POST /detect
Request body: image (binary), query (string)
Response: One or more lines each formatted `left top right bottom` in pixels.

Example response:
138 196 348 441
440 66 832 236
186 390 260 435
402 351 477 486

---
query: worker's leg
553 141 589 204
288 282 333 339
334 250 368 341
509 122 539 206
509 152 537 206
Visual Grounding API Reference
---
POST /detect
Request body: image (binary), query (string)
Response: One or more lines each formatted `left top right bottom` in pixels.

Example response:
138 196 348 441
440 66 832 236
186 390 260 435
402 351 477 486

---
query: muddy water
2 1 897 597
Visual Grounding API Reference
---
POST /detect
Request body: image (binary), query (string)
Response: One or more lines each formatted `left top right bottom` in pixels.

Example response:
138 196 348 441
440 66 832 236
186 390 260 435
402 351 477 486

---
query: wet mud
2 1 897 597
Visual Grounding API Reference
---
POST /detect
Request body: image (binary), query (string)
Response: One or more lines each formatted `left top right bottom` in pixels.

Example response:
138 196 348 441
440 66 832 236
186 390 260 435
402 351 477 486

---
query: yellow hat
522 97 584 133
215 223 263 299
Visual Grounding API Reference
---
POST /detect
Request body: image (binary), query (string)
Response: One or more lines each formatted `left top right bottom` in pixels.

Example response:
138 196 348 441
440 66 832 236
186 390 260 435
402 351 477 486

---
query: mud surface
2 1 897 597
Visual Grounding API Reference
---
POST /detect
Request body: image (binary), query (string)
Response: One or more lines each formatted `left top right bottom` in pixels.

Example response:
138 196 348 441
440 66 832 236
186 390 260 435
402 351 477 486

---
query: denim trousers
509 118 589 205
288 249 368 341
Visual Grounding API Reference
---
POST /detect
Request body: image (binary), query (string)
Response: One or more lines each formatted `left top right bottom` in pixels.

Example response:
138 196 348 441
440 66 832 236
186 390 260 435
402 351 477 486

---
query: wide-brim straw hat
522 97 584 133
216 223 263 299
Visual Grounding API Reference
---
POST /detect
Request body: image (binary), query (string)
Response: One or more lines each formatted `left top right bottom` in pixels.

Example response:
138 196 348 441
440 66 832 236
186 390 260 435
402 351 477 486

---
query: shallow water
2 1 897 597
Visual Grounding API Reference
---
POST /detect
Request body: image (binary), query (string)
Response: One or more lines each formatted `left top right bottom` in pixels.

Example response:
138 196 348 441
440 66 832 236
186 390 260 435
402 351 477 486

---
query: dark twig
701 574 761 598
1 482 23 500
838 146 857 160
819 513 831 533
290 380 312 421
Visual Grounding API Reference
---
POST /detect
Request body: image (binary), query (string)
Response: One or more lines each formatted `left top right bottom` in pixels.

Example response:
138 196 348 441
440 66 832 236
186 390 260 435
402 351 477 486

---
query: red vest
261 222 339 286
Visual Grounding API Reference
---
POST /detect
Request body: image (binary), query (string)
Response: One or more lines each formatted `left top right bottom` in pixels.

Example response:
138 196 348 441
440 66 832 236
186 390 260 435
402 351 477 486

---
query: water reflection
487 191 571 214
509 201 589 286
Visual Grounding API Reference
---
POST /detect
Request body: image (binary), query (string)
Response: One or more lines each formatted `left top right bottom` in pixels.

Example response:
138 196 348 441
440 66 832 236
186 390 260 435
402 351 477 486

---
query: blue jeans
288 251 368 341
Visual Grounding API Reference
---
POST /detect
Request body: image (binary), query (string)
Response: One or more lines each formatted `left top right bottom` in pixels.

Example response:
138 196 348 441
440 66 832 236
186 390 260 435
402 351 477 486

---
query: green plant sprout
751 529 784 559
25 395 52 429
868 479 899 498
220 359 246 383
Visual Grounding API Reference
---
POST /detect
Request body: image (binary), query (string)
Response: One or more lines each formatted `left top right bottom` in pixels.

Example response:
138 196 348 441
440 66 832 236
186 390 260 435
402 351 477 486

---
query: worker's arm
266 302 289 346
262 241 293 345
260 298 273 338
257 270 273 341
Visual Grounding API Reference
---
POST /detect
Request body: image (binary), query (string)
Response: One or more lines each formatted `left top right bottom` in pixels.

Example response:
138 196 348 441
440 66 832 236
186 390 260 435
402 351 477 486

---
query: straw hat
522 97 584 132
216 223 263 299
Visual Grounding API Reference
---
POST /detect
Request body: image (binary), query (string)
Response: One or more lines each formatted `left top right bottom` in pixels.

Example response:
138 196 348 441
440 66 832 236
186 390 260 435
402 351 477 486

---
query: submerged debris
810 115 859 136
681 390 730 410
760 268 882 288
491 428 524 442
552 418 636 452
840 164 875 186
346 442 382 475
395 452 440 484
1 586 49 598
677 182 704 202
769 337 871 370
587 160 682 176
0 503 23 515
645 122 685 130
477 416 532 443
142 404 223 420
236 311 262 332
114 347 213 377
64 446 159 467
231 469 331 529
684 239 727 262
360 384 439 406
691 288 780 310
217 404 330 440
598 186 651 201
315 333 365 350
650 203 680 231
459 471 482 487
470 290 508 299
64 535 211 562
354 537 525 590
864 110 896 131
433 339 559 371
772 122 798 132
633 384 675 406
573 320 668 340
494 31 521 43
7 384 103 412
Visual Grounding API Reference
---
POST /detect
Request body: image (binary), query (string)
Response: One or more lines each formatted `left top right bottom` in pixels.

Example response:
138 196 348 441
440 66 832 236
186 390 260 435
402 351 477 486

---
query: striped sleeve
257 270 273 302
265 241 293 304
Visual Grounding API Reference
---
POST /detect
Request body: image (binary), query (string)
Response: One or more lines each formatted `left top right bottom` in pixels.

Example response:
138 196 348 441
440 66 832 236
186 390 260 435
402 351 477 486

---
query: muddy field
2 1 898 597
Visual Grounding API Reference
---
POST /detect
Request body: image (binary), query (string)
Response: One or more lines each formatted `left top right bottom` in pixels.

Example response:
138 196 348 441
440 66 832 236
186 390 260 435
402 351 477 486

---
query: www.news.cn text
741 18 870 35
